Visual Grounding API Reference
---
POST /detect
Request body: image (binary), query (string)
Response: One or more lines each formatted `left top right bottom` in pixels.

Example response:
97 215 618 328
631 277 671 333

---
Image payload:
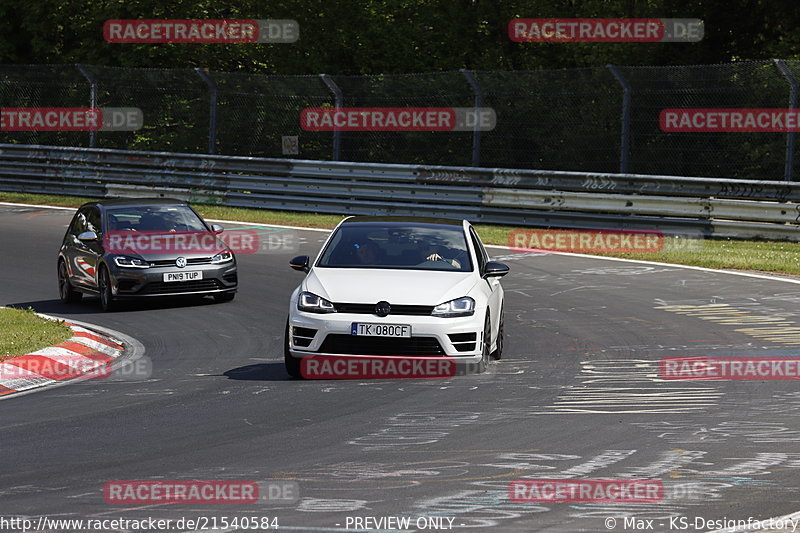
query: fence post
320 74 343 161
76 64 97 148
195 68 218 155
460 69 484 167
774 59 797 182
607 64 632 174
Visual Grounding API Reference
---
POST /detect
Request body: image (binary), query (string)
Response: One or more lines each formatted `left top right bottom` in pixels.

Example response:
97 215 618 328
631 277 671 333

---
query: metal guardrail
0 143 799 241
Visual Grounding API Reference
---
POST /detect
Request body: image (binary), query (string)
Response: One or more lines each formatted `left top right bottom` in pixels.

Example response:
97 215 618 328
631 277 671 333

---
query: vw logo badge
175 257 187 268
375 301 391 317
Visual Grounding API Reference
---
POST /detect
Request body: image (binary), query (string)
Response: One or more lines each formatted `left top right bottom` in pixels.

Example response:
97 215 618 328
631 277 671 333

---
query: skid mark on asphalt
635 420 800 444
398 449 797 527
93 449 799 530
348 411 482 450
297 498 371 512
529 359 723 414
657 303 800 345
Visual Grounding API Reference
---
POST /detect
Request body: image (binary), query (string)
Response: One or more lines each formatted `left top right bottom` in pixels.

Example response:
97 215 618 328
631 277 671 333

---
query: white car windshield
317 223 473 272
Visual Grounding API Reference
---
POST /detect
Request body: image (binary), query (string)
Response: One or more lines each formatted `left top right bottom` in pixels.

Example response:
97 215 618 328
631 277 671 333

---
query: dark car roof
81 198 188 209
341 216 465 227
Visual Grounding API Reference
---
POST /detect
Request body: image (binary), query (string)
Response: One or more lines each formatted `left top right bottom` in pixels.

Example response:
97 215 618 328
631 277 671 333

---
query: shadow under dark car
6 295 225 315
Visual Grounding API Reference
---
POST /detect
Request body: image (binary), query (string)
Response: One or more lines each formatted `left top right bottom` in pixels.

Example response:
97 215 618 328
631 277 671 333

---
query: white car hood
304 268 477 306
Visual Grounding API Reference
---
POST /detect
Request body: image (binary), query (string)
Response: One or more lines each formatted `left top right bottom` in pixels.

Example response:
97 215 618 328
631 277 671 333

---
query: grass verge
1 191 799 277
0 307 72 362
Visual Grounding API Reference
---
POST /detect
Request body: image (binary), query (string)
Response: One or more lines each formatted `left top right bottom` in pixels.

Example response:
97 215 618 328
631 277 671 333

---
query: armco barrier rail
1 143 799 241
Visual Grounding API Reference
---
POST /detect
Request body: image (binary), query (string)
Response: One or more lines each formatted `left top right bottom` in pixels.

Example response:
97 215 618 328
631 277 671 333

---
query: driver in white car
422 241 461 269
354 240 381 265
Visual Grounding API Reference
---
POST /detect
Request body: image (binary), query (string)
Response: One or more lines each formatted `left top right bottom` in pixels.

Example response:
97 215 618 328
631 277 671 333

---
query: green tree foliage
1 0 799 73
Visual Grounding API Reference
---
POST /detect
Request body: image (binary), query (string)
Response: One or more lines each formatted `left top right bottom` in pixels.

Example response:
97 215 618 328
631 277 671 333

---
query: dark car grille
319 334 445 356
139 279 223 295
150 257 213 266
333 303 434 316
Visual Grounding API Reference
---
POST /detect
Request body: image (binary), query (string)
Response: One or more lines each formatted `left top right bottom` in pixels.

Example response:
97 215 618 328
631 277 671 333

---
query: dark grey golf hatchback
58 198 238 311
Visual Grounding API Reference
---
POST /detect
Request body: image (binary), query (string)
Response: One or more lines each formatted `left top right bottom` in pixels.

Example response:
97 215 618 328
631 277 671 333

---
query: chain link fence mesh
475 67 622 173
84 65 210 153
620 61 789 179
1 61 800 180
328 71 475 166
0 65 89 148
784 59 800 181
211 71 332 158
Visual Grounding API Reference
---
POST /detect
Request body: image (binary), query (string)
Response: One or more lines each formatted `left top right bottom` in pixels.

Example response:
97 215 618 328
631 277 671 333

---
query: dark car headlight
432 296 475 317
211 250 234 264
113 256 150 269
298 291 336 313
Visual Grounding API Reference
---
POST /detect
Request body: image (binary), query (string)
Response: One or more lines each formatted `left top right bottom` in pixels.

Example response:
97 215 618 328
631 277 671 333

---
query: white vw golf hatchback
285 216 509 377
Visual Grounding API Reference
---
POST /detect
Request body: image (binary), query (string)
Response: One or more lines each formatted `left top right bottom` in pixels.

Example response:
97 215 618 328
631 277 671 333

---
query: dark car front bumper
108 261 237 298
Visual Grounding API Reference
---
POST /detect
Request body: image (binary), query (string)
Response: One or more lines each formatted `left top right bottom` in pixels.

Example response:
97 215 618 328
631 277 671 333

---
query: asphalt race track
3 203 800 533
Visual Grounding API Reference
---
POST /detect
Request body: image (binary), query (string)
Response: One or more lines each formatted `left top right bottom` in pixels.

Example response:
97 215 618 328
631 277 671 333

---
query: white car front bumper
287 309 485 366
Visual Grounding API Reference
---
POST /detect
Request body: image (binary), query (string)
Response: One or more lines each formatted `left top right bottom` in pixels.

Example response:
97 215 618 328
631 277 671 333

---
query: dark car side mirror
482 261 510 279
290 255 310 273
77 231 98 242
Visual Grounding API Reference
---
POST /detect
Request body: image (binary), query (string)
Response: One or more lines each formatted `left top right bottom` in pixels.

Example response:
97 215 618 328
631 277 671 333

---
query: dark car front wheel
98 266 117 312
58 260 82 303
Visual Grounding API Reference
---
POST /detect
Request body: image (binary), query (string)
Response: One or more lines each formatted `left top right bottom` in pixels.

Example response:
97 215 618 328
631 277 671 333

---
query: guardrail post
774 59 797 182
320 74 343 161
607 64 632 174
76 64 98 148
460 69 484 167
195 68 218 155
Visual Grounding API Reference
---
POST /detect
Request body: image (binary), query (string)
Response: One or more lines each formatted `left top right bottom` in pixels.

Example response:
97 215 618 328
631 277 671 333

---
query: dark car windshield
317 223 473 272
105 205 207 232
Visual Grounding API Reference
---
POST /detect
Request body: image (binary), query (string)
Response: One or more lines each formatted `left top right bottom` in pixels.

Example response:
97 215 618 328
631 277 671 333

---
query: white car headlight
298 291 337 313
211 250 233 264
432 296 475 317
113 256 150 269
